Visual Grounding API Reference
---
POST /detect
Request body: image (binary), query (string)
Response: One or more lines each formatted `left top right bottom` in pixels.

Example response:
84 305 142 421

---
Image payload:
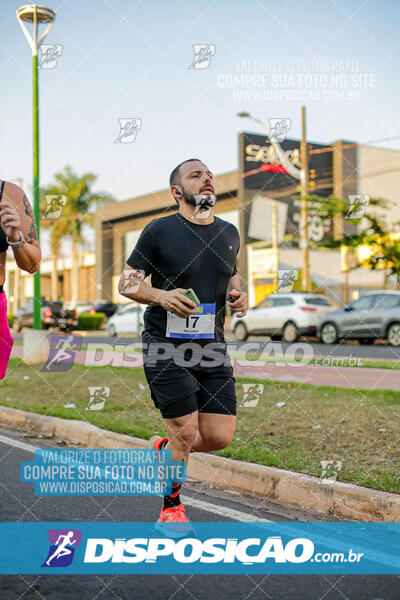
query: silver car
106 304 144 337
318 291 400 346
232 293 335 343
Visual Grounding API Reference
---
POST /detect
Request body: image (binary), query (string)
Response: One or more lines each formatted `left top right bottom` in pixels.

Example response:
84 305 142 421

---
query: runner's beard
182 189 216 218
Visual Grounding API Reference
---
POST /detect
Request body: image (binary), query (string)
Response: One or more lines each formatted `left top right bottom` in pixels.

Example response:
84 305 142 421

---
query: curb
1 406 399 522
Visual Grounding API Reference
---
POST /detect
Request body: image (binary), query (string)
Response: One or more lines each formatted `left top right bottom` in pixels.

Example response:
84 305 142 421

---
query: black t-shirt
0 182 8 252
126 212 240 343
0 225 8 252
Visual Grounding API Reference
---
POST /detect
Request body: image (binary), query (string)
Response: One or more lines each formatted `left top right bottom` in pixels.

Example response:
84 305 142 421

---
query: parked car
93 301 118 318
232 293 335 343
14 299 78 332
106 304 144 336
317 291 400 346
63 300 94 316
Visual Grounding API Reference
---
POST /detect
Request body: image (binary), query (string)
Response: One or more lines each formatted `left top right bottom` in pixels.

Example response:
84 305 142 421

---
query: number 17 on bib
166 303 216 339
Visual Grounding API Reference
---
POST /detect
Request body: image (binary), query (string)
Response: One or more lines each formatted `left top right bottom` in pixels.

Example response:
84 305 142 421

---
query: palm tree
40 166 114 302
48 219 69 301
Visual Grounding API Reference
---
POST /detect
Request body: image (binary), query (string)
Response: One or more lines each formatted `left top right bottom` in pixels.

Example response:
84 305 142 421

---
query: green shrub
8 314 14 328
78 312 105 330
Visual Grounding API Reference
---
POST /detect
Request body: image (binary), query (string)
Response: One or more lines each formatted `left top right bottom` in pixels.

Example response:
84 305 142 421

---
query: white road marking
181 495 272 522
0 433 36 454
0 432 272 522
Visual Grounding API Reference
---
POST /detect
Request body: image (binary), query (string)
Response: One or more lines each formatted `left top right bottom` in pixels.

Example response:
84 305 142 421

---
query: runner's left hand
228 289 248 317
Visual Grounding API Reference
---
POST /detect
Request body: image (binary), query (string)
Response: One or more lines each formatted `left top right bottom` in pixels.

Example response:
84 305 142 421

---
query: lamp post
237 109 311 291
17 4 56 329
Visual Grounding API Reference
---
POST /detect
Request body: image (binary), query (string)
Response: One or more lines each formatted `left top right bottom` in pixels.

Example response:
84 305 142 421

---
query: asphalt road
0 426 398 599
13 333 400 361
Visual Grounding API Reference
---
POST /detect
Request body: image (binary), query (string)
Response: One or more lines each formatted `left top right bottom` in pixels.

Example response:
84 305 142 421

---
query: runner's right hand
159 288 197 318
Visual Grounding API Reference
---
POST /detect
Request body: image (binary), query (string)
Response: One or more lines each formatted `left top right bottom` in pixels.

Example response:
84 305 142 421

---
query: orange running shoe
154 503 195 538
148 435 168 450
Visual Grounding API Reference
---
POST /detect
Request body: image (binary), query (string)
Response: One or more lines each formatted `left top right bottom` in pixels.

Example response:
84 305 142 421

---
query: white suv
232 293 335 343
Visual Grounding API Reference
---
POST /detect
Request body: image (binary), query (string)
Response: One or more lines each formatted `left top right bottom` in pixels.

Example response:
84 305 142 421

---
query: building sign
239 132 333 244
247 246 278 306
249 247 277 278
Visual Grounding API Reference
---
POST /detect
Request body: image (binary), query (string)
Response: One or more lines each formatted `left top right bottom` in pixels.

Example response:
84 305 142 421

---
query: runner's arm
228 273 241 295
0 185 41 275
227 273 248 317
118 265 196 318
118 265 163 305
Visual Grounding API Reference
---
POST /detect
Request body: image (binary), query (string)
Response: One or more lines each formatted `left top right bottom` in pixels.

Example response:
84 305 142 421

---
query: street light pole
17 4 55 330
32 39 40 328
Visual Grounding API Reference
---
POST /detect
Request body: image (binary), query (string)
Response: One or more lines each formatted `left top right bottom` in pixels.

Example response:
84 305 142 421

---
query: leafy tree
305 193 389 248
357 232 400 284
305 193 399 285
40 166 114 301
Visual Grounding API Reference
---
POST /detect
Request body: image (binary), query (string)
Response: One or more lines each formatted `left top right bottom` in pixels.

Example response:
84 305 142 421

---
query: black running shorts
141 331 237 419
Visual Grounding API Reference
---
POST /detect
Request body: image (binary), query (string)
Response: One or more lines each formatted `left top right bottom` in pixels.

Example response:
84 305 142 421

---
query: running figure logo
276 269 299 293
240 383 264 408
114 118 142 143
86 386 110 411
320 460 342 484
41 334 82 373
346 195 370 222
43 195 67 219
188 44 216 69
120 267 146 294
42 529 82 567
268 118 291 143
39 44 63 69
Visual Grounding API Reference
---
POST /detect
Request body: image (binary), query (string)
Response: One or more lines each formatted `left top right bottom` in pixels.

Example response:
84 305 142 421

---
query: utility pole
300 106 311 292
272 199 279 289
332 140 348 304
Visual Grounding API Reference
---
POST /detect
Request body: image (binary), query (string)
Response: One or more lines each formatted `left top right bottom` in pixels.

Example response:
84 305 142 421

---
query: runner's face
177 161 214 201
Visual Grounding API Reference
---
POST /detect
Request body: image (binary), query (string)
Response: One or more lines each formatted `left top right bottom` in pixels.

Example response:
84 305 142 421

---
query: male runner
118 159 248 533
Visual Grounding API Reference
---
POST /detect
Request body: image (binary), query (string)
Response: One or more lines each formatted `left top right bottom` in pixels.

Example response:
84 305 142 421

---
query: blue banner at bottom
0 522 399 574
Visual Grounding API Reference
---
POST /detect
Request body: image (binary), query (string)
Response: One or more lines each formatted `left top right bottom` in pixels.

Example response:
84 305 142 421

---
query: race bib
166 303 216 339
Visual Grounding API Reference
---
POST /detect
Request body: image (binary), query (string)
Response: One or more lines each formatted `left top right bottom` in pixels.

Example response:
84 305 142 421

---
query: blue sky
2 0 400 205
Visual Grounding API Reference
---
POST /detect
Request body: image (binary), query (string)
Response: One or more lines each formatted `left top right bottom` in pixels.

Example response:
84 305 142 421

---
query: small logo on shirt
229 245 232 250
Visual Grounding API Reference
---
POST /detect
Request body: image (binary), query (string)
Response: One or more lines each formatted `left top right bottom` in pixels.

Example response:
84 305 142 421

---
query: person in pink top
0 181 41 379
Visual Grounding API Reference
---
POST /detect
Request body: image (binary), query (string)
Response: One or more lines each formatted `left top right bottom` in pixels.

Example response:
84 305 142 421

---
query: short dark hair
169 158 202 187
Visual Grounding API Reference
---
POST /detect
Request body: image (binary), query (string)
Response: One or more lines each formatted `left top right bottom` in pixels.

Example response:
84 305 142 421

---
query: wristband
6 231 26 248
